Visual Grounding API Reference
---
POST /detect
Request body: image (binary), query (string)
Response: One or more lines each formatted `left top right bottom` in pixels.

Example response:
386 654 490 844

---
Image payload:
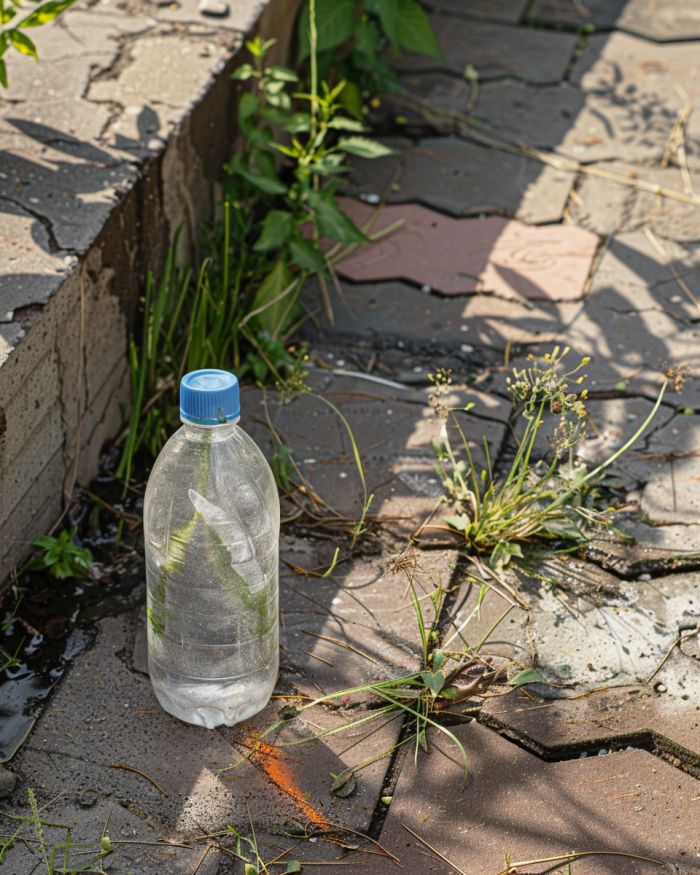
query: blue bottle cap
180 369 240 425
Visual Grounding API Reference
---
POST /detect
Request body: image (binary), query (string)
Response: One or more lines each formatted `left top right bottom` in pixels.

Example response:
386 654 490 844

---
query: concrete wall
0 0 302 582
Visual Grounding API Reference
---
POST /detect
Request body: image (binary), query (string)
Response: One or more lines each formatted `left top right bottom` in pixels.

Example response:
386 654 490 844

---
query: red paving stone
335 200 598 301
356 722 700 875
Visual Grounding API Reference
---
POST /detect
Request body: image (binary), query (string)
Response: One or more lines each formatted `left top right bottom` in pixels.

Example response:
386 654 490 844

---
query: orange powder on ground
246 734 328 828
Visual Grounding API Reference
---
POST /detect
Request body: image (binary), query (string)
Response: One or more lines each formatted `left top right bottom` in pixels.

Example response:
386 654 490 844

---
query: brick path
3 2 700 873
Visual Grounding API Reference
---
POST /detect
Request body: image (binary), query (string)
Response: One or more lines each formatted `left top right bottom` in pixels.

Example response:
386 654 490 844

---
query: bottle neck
181 419 240 443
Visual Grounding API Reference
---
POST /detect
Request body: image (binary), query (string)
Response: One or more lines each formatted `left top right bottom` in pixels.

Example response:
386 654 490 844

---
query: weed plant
430 348 667 568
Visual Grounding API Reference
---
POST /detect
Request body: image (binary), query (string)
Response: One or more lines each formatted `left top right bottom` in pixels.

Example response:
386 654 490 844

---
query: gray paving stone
13 611 402 837
528 0 627 29
0 798 219 874
366 722 700 874
569 161 700 242
617 0 700 42
474 80 584 149
426 0 528 24
396 16 577 84
301 276 585 353
453 558 700 761
346 136 574 224
584 519 700 577
567 33 700 166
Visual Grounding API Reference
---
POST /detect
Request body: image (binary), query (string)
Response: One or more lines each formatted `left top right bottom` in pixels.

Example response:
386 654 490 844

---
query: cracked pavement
2 0 700 873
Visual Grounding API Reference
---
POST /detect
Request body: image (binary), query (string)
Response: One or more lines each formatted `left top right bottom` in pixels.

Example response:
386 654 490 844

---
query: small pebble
655 683 667 693
198 0 229 16
670 295 682 303
362 193 380 205
460 344 474 353
597 748 608 756
78 789 98 808
335 359 346 367
421 284 432 294
339 472 348 479
460 324 469 332
0 767 16 799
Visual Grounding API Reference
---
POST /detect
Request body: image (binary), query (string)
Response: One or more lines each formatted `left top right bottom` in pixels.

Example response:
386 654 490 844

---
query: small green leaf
231 63 255 80
367 0 400 47
236 167 287 195
330 769 356 797
254 210 295 252
445 514 470 533
0 59 8 89
100 835 112 853
10 30 38 59
420 669 445 697
328 116 366 132
396 0 442 59
336 136 395 159
288 237 327 274
510 668 550 687
308 190 367 244
431 649 445 672
266 64 298 82
297 0 356 61
285 863 302 874
244 865 257 875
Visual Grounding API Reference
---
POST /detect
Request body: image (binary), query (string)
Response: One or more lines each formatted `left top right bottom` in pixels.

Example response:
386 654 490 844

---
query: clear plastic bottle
144 369 279 728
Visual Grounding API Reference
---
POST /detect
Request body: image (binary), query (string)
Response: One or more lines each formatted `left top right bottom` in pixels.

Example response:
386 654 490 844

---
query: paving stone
334 200 598 300
0 798 219 874
483 642 700 767
346 137 574 224
584 518 700 578
567 33 700 167
617 0 700 42
301 277 585 354
637 414 700 526
13 611 403 837
396 15 577 84
474 80 584 149
426 0 528 24
278 549 457 695
367 722 699 874
569 161 700 241
528 0 627 28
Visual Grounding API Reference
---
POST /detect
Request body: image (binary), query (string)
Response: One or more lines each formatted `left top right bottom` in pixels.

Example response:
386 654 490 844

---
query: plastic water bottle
144 369 279 728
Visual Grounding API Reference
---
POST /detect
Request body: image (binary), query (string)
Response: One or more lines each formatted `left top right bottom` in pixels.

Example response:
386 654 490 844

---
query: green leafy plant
28 526 93 580
0 0 78 88
229 34 393 278
295 0 442 115
429 348 667 568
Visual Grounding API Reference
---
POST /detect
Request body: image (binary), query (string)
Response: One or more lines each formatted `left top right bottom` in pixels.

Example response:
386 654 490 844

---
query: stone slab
567 33 700 167
569 161 700 242
0 201 71 318
345 136 574 224
89 32 236 157
366 722 700 874
12 611 401 837
617 0 700 42
396 16 577 84
474 80 584 149
528 0 627 28
0 145 137 254
301 277 585 354
0 797 219 874
334 200 598 301
426 0 528 24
